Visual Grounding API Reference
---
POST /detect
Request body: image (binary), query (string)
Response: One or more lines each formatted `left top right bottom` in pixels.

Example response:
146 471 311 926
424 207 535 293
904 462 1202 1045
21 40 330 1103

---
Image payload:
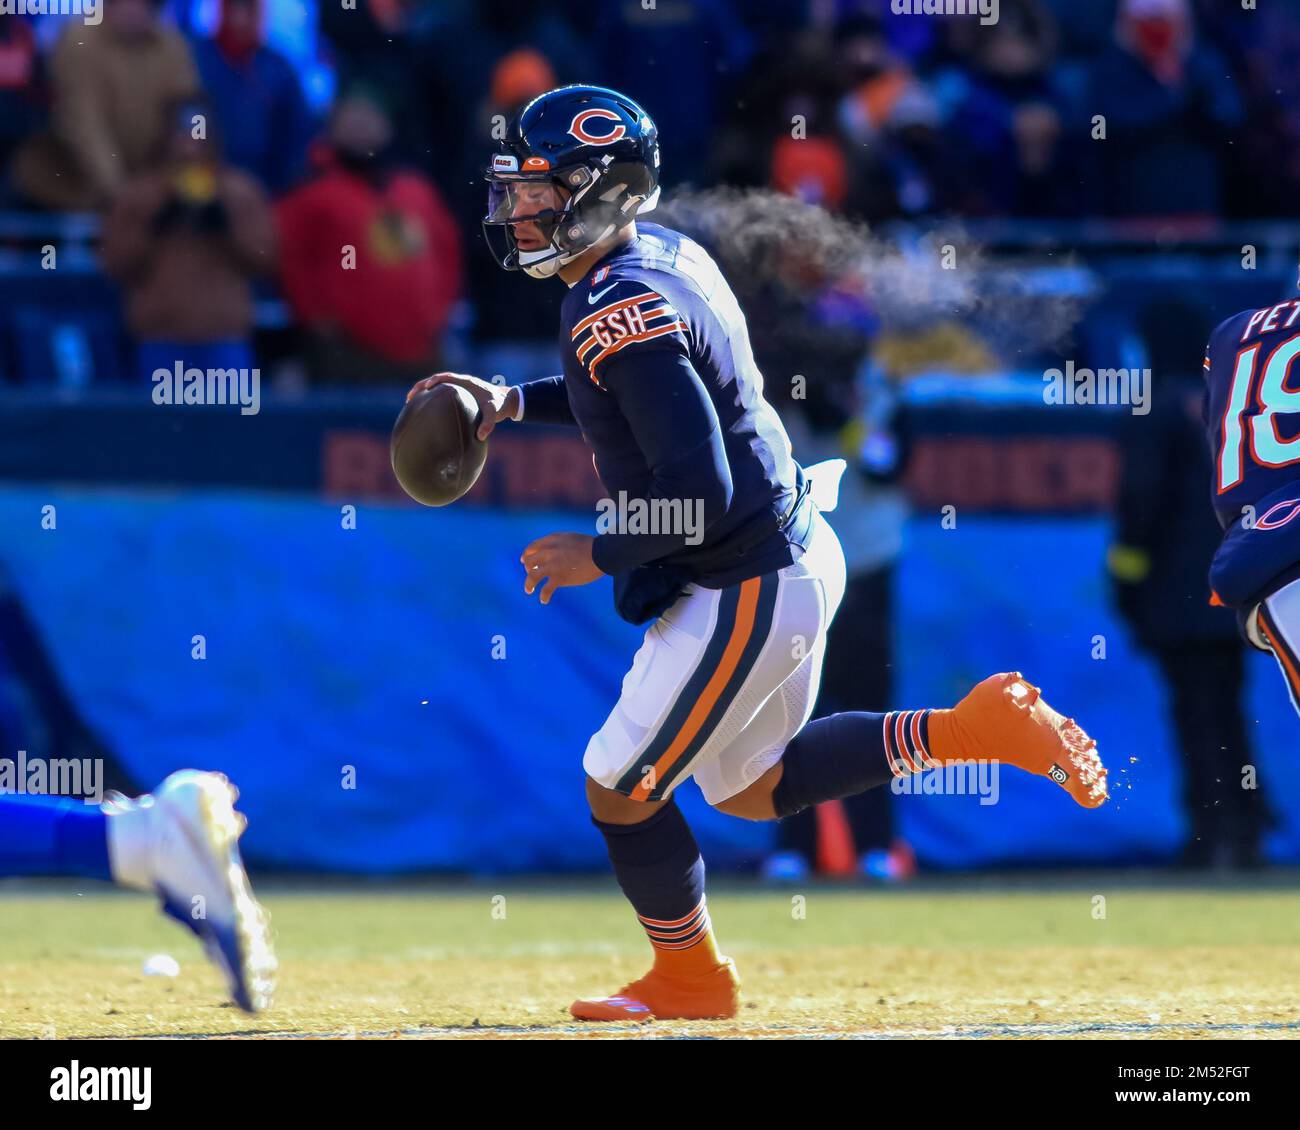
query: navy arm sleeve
590 349 733 575
516 375 577 427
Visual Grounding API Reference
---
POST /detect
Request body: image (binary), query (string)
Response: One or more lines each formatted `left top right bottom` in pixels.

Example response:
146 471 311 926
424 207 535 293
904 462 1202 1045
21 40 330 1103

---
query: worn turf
2 879 1298 1039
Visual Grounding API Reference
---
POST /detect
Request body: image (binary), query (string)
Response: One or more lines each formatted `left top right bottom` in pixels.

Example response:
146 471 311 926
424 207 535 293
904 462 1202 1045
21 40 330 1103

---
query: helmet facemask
483 162 657 279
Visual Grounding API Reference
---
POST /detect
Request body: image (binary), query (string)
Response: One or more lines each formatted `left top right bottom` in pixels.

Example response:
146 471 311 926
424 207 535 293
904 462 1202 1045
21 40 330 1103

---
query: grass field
2 877 1299 1039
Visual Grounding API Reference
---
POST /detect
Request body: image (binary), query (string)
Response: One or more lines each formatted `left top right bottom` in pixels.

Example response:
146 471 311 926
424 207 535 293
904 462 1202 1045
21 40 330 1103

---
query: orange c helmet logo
568 108 626 146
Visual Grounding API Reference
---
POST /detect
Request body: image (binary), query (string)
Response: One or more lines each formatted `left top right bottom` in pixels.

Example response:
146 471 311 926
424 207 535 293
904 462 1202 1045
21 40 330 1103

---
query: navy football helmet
483 85 660 279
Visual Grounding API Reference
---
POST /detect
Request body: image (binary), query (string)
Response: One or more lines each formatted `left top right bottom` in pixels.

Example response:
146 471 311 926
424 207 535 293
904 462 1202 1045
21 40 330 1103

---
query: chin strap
520 251 567 279
520 220 625 279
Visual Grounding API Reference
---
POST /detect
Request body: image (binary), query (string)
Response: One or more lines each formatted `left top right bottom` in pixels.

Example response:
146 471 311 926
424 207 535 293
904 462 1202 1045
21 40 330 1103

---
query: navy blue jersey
1204 299 1300 610
518 223 810 617
1205 300 1300 527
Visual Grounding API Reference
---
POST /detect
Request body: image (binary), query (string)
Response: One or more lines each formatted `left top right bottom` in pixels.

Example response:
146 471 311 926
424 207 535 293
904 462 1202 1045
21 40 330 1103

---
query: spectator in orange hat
490 47 556 113
846 82 954 222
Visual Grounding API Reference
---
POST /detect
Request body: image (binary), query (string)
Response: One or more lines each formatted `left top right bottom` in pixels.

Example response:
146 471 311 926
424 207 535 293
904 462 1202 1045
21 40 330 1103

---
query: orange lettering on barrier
905 436 1120 513
323 431 401 499
1061 439 1119 509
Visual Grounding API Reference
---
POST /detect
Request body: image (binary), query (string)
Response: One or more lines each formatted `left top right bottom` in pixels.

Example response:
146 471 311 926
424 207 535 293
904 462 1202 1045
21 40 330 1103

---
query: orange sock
641 899 725 978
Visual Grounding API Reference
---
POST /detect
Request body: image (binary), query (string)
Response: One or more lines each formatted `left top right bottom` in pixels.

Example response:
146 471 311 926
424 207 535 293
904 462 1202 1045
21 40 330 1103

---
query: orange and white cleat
930 672 1109 808
571 958 741 1022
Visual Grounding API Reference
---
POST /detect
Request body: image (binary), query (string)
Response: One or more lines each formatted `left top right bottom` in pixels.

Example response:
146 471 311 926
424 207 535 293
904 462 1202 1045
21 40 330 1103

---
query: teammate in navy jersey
1204 296 1300 711
409 86 1108 1021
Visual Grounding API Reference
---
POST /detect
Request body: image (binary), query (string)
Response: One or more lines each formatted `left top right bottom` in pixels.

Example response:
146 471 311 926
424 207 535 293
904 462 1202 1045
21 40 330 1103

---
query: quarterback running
410 85 1109 1021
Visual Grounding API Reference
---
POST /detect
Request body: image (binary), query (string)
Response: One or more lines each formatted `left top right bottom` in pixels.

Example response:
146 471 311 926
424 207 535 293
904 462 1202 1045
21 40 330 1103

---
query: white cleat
107 770 276 1012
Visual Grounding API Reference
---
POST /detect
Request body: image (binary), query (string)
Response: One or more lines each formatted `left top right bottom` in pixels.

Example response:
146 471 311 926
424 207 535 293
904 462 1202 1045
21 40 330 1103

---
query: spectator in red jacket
276 88 462 385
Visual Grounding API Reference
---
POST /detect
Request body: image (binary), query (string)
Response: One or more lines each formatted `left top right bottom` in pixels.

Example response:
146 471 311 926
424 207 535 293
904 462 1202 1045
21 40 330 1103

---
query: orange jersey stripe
570 291 662 338
588 320 687 377
630 577 762 800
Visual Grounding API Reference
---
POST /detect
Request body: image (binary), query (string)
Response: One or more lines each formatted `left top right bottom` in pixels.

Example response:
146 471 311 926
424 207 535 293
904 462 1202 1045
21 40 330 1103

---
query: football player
0 770 275 1012
1204 294 1300 714
410 85 1108 1021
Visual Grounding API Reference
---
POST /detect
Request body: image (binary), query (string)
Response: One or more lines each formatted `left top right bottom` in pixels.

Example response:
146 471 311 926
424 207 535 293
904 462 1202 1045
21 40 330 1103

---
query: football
390 383 488 507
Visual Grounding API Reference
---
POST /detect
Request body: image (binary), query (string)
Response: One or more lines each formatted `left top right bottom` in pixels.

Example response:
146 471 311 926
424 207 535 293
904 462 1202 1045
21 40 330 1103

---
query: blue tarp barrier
0 486 764 871
1 486 1296 871
897 520 1300 867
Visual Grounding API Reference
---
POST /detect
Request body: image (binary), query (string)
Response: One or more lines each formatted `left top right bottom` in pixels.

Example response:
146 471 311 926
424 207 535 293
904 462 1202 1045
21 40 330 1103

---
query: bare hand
405 372 519 441
520 533 604 605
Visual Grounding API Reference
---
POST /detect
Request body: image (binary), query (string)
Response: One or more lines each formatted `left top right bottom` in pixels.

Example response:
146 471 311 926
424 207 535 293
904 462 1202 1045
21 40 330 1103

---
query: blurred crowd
0 0 1297 385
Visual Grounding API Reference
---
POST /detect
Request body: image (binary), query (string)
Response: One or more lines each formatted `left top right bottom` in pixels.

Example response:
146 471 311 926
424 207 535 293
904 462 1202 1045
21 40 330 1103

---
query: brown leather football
390 384 488 507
